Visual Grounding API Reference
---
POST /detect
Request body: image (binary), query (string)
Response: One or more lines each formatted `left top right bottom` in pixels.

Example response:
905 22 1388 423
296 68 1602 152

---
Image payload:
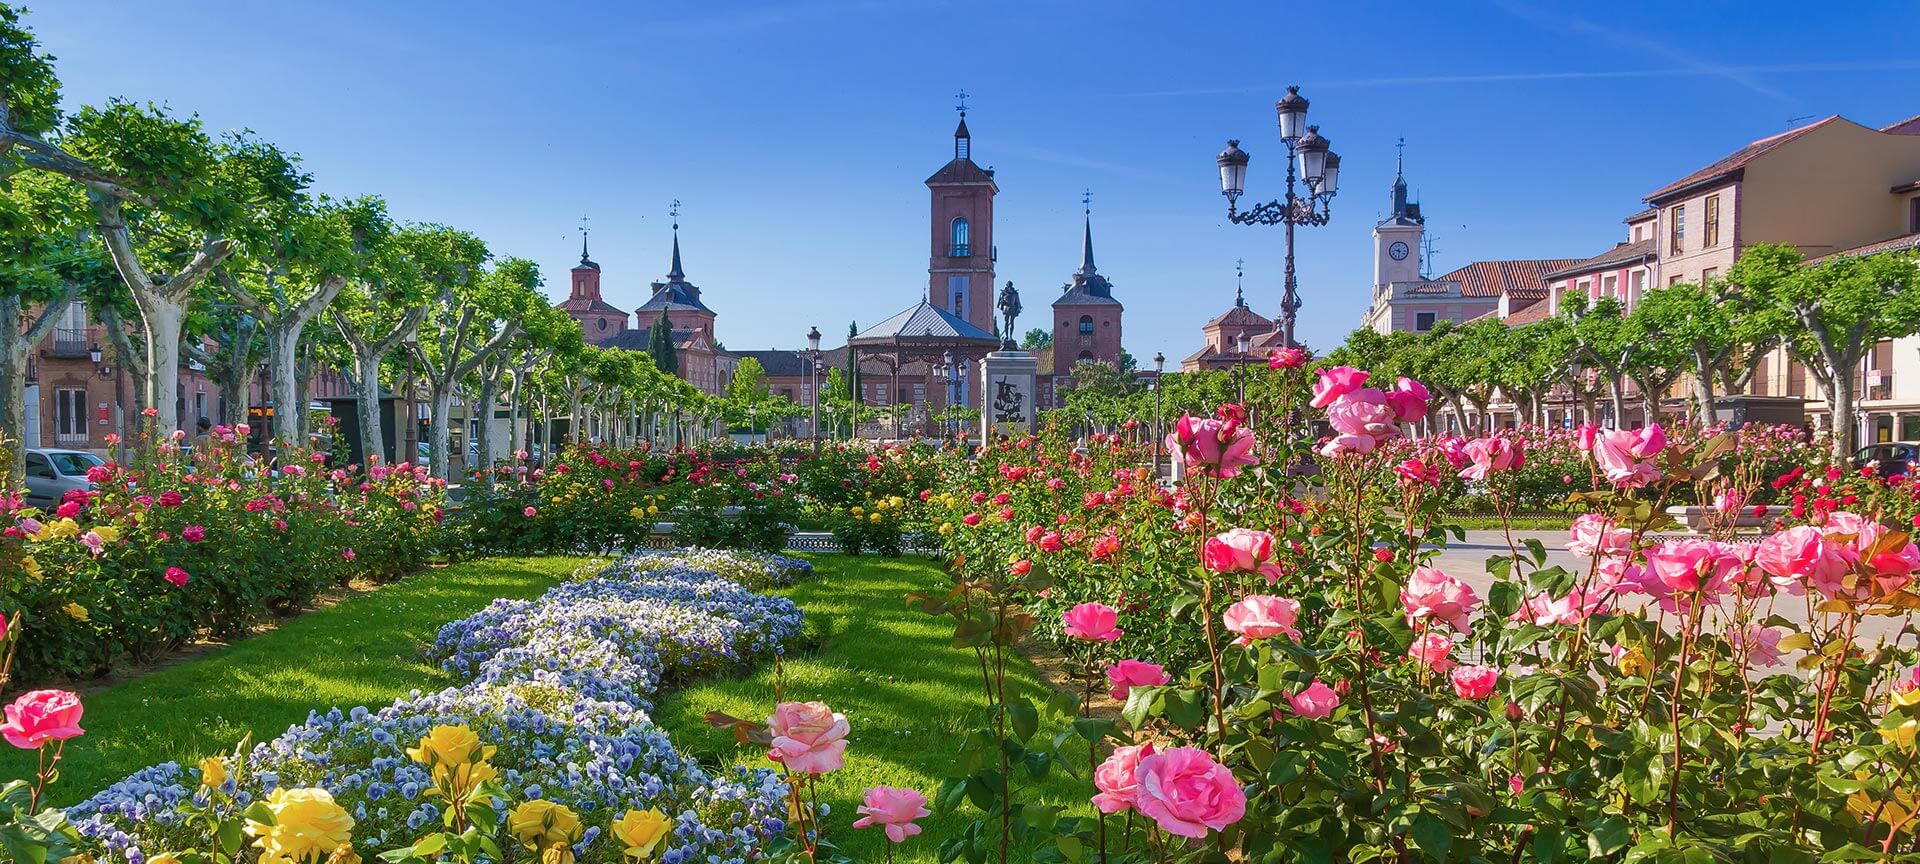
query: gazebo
847 299 1000 438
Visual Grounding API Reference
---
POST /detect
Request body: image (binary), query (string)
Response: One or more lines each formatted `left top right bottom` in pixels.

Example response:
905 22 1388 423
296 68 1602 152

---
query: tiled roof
731 349 812 378
1502 301 1555 326
1204 304 1273 329
557 296 626 316
1544 238 1659 280
1808 232 1920 264
1645 116 1837 202
848 300 1000 347
1882 113 1920 135
636 280 714 315
1432 259 1586 298
925 158 996 185
1623 208 1657 224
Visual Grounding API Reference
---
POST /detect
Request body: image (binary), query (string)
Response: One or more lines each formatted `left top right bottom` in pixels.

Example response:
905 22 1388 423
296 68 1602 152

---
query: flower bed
62 549 808 864
1 424 446 682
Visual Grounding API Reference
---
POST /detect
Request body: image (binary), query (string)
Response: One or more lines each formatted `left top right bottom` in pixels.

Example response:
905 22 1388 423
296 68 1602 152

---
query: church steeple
1234 258 1246 308
1390 137 1410 218
1076 191 1097 276
666 199 685 281
954 90 972 161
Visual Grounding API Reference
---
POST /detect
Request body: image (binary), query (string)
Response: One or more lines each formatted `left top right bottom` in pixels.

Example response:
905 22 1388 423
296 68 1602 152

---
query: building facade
558 229 736 397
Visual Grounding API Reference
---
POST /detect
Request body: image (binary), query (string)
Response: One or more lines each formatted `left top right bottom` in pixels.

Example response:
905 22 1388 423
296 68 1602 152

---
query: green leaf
1585 816 1630 856
411 832 449 857
1007 698 1040 743
1410 813 1453 862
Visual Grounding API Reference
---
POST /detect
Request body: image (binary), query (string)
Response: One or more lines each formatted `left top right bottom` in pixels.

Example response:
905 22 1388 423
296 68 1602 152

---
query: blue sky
28 1 1920 360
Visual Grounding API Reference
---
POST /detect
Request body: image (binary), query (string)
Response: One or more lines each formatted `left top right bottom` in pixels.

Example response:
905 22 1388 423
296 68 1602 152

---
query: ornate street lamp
807 326 822 453
1234 331 1252 405
1216 85 1339 349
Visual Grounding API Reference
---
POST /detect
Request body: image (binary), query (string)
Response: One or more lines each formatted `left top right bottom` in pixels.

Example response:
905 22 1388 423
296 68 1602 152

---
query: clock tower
1372 141 1424 287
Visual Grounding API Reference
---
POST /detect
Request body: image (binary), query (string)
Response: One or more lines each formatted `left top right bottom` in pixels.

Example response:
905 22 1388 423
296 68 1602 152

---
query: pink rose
1449 665 1499 699
1592 425 1666 489
1063 602 1122 642
1567 514 1632 558
1458 437 1523 481
1407 632 1456 673
1201 528 1279 581
1643 539 1741 596
1574 422 1601 453
1400 566 1480 631
1167 415 1259 479
851 786 931 843
1 690 85 749
181 525 207 543
1325 388 1397 439
1091 743 1155 814
1268 347 1307 370
1754 525 1843 597
1310 366 1370 409
767 700 850 775
1285 679 1341 719
1132 746 1246 838
1107 659 1170 702
1385 377 1431 423
1731 624 1784 669
164 566 189 587
1221 595 1302 645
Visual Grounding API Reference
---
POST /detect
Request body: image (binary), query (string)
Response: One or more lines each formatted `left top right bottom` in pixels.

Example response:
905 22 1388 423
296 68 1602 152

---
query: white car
22 449 105 510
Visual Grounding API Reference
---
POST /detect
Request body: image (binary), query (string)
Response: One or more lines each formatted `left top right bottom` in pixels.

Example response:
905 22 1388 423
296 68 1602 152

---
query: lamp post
1216 85 1338 349
807 326 822 453
1152 351 1165 480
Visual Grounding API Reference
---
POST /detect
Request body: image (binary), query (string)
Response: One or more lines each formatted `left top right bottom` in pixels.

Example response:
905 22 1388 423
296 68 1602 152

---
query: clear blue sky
28 1 1920 360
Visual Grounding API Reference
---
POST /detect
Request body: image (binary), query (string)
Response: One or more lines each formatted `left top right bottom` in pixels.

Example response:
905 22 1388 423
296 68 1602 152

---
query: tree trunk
1610 377 1627 430
354 350 385 467
128 295 187 437
475 367 500 478
264 323 303 446
1 290 74 483
507 369 524 458
429 386 453 481
98 304 150 429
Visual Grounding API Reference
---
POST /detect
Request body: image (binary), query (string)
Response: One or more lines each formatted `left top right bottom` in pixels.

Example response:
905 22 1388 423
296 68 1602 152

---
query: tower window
950 217 970 257
1078 315 1094 334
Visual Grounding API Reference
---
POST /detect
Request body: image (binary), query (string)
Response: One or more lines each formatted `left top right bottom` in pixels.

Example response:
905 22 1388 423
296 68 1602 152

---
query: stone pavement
1434 530 1908 645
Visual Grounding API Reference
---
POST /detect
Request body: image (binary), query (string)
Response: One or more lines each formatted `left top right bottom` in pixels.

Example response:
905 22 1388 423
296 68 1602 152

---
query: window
1910 197 1919 233
52 302 87 355
1669 275 1684 287
55 388 87 443
1703 195 1720 247
24 452 54 480
913 382 925 407
1669 205 1685 254
193 393 207 424
1078 315 1094 334
950 217 970 257
597 318 607 332
1576 278 1591 299
1415 311 1437 332
948 276 969 320
1701 267 1718 282
1601 274 1618 299
1632 270 1647 298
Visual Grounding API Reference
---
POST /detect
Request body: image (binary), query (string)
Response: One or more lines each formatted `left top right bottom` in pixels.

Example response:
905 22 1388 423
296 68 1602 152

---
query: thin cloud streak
1487 0 1787 101
991 140 1187 187
1117 60 1920 99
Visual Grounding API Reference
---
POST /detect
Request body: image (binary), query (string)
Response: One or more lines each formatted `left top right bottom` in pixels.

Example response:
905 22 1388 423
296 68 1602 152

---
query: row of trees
1330 242 1920 456
0 6 797 484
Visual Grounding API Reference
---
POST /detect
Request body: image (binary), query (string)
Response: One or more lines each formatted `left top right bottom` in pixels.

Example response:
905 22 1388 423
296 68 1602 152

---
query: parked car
1853 441 1919 480
22 448 106 509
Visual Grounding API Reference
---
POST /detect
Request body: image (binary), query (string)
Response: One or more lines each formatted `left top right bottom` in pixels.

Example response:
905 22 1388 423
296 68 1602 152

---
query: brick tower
925 107 998 336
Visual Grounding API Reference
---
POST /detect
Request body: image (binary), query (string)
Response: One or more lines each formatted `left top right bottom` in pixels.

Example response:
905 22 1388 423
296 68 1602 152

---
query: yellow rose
147 855 180 864
91 524 119 544
1616 646 1652 679
1894 686 1920 710
199 756 227 790
648 505 659 515
850 506 864 517
609 808 672 859
1884 718 1919 752
405 725 498 793
22 556 41 581
245 787 354 864
508 799 583 856
869 512 883 523
326 847 362 864
35 518 79 542
63 602 88 622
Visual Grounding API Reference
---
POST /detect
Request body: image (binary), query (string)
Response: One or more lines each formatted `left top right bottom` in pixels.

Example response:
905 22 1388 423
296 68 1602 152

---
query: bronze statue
996 281 1021 350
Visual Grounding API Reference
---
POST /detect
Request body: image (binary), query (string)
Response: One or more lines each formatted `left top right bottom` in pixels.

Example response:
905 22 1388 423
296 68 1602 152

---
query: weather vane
669 199 681 229
954 90 970 117
579 214 590 240
1082 188 1092 214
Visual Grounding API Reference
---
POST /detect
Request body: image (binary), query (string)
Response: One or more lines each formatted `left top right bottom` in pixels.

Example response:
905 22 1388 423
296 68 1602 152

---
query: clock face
1389 241 1410 261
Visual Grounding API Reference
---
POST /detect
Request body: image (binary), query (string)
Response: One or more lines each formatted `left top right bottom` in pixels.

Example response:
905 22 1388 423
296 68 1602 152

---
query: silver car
22 449 105 510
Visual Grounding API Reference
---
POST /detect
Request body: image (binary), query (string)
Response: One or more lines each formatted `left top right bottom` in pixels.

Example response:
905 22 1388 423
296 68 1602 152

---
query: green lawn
655 555 1092 863
5 556 593 806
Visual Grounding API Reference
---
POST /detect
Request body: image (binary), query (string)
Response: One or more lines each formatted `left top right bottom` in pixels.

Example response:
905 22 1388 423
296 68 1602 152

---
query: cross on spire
1395 136 1406 179
1234 258 1246 307
578 214 591 262
667 200 685 280
1081 188 1092 214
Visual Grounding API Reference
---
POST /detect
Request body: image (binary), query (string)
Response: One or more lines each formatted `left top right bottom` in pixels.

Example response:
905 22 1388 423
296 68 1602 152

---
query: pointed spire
1077 190 1096 276
1391 137 1410 217
954 90 972 161
666 199 685 280
1234 258 1246 307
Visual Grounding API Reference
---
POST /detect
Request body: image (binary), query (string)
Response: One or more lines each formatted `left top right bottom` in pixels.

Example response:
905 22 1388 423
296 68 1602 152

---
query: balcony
49 328 89 358
54 431 89 448
949 244 970 258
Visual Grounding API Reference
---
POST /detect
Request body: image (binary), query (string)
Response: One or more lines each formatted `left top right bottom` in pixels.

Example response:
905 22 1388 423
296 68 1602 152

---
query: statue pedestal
979 350 1038 440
